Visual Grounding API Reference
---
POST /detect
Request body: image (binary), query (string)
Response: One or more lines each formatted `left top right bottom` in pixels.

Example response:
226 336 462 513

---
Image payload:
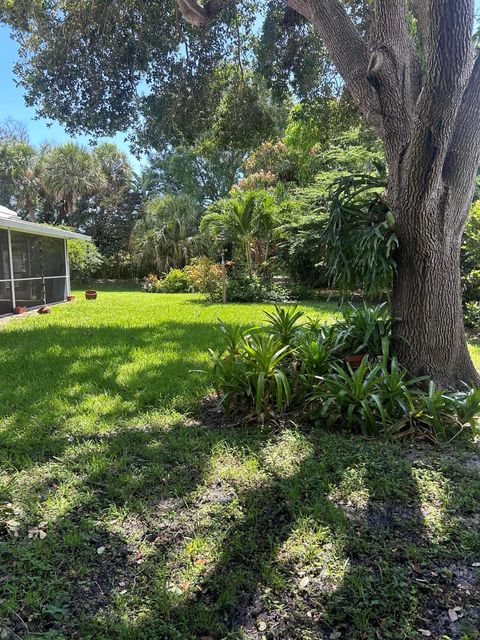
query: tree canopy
0 1 364 151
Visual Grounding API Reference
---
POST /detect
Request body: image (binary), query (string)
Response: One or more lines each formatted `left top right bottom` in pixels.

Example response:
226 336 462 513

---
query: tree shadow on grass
106 427 479 640
0 321 225 465
2 414 480 639
6 416 473 640
1 315 479 639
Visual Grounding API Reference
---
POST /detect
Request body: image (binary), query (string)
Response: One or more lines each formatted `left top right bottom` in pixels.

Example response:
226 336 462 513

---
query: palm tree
200 190 275 273
16 165 42 222
0 141 41 220
93 143 132 196
131 169 157 200
130 194 201 274
41 143 103 222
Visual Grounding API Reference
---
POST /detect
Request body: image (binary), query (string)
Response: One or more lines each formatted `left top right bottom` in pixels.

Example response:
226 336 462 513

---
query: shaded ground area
0 287 479 639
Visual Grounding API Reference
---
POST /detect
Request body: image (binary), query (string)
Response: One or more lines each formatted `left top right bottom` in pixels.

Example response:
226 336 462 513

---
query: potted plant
13 305 27 315
341 303 392 369
85 290 97 300
38 305 52 314
344 353 367 369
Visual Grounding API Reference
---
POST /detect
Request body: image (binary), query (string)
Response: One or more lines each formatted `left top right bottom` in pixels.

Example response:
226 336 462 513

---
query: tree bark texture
178 0 480 387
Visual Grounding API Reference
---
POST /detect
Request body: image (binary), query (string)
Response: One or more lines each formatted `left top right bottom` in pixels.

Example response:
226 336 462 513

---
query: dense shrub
159 269 190 293
185 257 224 302
464 301 480 331
101 251 134 280
141 274 162 293
207 304 480 441
68 238 103 282
226 267 290 303
340 303 391 356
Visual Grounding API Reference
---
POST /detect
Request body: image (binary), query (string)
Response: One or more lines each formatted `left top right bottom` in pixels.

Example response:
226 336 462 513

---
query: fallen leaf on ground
419 630 431 637
28 527 47 540
5 519 21 536
299 576 310 588
97 546 106 555
448 609 458 622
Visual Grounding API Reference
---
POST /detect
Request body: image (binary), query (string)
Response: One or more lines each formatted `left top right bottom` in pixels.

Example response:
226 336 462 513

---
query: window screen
0 230 10 281
42 237 66 277
0 281 12 315
45 277 67 304
14 279 44 308
3 232 67 310
11 232 42 279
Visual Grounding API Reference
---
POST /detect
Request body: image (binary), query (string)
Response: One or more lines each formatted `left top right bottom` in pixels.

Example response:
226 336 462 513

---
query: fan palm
42 143 103 221
130 194 201 273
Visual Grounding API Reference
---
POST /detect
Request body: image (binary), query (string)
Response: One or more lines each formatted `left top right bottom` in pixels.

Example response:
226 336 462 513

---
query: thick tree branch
410 0 429 53
371 0 421 105
442 55 480 229
401 0 475 228
177 0 385 136
368 0 419 196
286 0 383 135
176 0 231 28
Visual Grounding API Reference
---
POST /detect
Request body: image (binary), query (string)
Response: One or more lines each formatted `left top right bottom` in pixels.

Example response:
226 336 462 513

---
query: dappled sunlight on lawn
0 287 479 639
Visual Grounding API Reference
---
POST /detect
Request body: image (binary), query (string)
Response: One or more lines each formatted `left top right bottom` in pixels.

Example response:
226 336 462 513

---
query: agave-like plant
341 302 392 356
318 358 385 436
242 333 292 414
263 305 305 346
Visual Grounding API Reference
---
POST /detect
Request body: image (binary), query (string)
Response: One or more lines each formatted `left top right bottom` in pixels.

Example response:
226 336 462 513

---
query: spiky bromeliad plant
206 305 480 441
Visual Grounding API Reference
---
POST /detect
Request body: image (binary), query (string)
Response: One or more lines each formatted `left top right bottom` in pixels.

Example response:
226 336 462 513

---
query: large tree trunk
178 0 480 388
392 220 479 386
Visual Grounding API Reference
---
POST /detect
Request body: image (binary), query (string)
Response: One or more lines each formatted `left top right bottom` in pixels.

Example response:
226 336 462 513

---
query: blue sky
0 23 141 169
1 5 480 169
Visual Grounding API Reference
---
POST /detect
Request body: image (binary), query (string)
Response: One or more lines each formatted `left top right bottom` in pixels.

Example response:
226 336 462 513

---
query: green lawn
0 286 479 640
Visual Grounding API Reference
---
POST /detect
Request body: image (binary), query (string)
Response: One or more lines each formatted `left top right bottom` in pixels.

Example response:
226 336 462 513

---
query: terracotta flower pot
85 290 97 300
13 306 27 315
67 295 76 302
344 353 367 369
38 305 52 314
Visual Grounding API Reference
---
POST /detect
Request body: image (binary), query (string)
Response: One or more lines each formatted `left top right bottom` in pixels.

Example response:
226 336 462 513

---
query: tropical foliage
41 143 103 220
209 304 480 441
130 195 201 274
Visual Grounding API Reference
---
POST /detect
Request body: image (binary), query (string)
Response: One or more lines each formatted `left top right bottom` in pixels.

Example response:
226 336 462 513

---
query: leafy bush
141 274 162 293
461 202 480 319
322 171 398 296
275 192 330 288
68 238 103 282
225 268 290 303
159 269 190 293
205 304 480 441
316 357 423 437
264 305 305 346
462 201 480 277
101 251 134 280
211 324 291 414
340 303 391 356
186 256 223 302
463 269 480 303
464 301 480 330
